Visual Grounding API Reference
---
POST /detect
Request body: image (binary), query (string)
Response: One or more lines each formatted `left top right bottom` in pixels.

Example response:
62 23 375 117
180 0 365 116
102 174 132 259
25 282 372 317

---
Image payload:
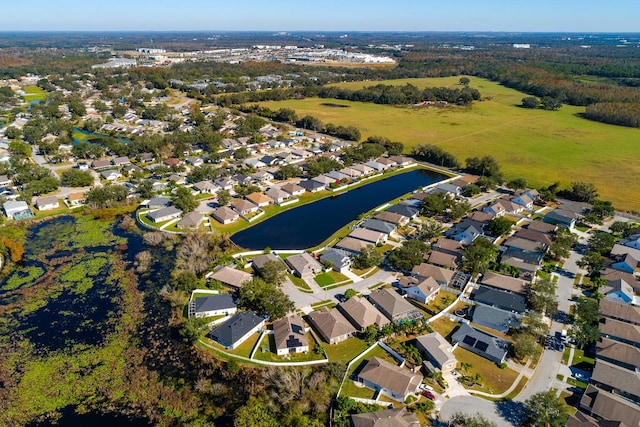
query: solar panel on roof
463 336 477 346
475 341 489 352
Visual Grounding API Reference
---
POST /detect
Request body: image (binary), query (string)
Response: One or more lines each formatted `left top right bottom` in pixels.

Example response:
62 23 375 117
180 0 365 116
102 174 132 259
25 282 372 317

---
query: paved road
439 395 525 427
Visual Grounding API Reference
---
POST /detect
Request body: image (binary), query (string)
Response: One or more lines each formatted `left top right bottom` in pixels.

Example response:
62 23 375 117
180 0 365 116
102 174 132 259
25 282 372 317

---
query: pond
72 128 130 145
231 168 446 250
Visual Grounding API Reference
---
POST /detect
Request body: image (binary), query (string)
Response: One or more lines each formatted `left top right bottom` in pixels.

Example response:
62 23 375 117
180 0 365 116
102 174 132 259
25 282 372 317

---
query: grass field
255 76 640 211
22 85 48 102
454 347 518 394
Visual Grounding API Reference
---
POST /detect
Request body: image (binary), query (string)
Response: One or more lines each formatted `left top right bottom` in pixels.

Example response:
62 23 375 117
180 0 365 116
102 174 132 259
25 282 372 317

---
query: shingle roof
210 311 265 347
480 272 528 295
357 357 423 399
591 359 640 398
338 296 390 331
599 299 640 325
361 219 396 234
451 323 509 362
597 338 640 368
415 332 456 370
581 384 640 427
350 408 420 427
600 317 640 344
194 294 236 314
472 305 521 330
473 286 527 313
306 307 356 343
386 204 419 218
349 227 385 243
368 288 420 320
273 315 308 352
411 263 454 285
210 266 252 289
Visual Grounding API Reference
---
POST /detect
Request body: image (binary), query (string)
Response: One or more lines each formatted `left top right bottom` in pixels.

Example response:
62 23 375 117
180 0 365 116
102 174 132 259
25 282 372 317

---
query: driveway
438 395 525 427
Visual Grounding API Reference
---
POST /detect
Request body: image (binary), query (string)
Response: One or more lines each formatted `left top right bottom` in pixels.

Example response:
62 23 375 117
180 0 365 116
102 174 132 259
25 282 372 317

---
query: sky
3 0 640 32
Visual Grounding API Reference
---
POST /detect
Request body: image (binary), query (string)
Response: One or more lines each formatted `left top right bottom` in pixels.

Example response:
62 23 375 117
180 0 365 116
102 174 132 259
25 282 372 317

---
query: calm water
231 168 444 250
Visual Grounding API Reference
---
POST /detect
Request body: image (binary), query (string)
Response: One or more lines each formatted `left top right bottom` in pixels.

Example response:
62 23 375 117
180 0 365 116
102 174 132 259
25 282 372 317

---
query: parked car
419 384 434 392
420 390 436 401
437 377 448 388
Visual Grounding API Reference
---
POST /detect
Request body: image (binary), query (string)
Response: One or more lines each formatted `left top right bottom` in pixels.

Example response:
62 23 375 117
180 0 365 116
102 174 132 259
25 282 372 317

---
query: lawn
323 338 370 365
22 85 48 102
288 274 312 292
422 290 458 314
428 317 460 341
314 272 336 287
570 348 595 372
454 347 519 394
256 76 640 211
252 333 326 363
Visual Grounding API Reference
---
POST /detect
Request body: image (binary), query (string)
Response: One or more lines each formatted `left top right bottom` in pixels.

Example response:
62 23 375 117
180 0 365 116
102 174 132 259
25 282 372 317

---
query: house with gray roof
281 182 305 196
451 323 509 364
210 311 266 350
362 218 396 235
424 251 458 269
351 163 374 175
338 296 390 332
403 276 441 304
231 199 259 215
251 253 287 276
374 211 409 226
411 263 455 286
35 196 59 211
473 286 527 313
350 408 420 427
190 294 237 318
147 206 182 223
146 196 172 209
265 187 290 205
335 237 372 254
472 304 521 333
177 211 204 229
211 206 239 224
611 253 638 274
386 204 419 219
356 356 423 403
544 209 579 229
591 359 640 405
596 338 640 371
599 316 640 348
3 200 32 220
504 237 547 253
272 315 309 356
600 299 640 326
306 307 356 345
319 248 351 273
480 272 528 295
298 179 325 193
415 332 458 374
193 180 218 194
285 252 323 279
368 288 423 324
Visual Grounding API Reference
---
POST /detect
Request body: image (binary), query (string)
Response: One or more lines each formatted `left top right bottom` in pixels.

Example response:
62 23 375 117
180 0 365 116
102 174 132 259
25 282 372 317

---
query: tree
565 181 598 202
277 165 303 180
449 199 471 221
589 199 614 221
352 246 383 269
587 231 616 255
487 217 514 237
344 288 358 299
178 317 208 343
234 147 249 160
9 141 32 157
259 260 288 285
420 192 450 217
448 412 497 427
528 276 558 316
388 239 429 271
570 297 601 349
239 277 294 319
521 97 540 109
459 77 470 86
234 396 279 427
465 156 503 182
523 390 569 427
577 251 606 275
418 220 445 242
547 228 577 260
506 177 528 189
512 331 539 360
461 183 481 197
216 189 231 206
60 169 94 187
462 238 498 274
3 126 21 140
172 186 198 213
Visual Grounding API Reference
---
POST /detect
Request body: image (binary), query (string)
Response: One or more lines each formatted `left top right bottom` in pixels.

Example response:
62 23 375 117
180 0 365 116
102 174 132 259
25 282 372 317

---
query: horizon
4 1 640 33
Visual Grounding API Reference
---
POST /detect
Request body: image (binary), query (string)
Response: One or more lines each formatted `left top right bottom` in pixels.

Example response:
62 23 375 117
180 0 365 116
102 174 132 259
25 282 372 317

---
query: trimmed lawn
288 274 312 292
326 270 350 283
22 85 48 102
423 291 458 314
323 338 369 365
428 317 460 341
454 347 518 394
314 272 336 287
253 333 325 363
340 379 377 400
228 332 262 358
257 76 640 211
570 348 595 371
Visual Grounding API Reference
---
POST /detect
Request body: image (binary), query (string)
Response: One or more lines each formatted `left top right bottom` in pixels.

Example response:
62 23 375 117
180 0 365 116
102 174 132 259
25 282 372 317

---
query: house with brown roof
338 296 390 332
285 252 323 279
272 315 309 356
480 272 528 295
368 288 423 323
591 359 640 405
424 251 458 269
596 338 640 371
35 196 59 211
600 299 640 326
306 307 356 344
403 276 441 304
245 192 273 207
231 199 259 215
91 159 112 170
373 211 409 226
335 237 372 254
411 263 454 286
192 180 217 194
211 206 239 224
580 384 640 427
66 192 85 207
177 211 204 229
163 157 181 167
415 332 457 374
567 411 626 427
388 155 414 166
432 238 464 258
349 227 387 245
514 228 553 246
600 317 640 348
356 356 423 402
265 188 290 205
210 266 253 289
281 182 306 196
527 220 557 234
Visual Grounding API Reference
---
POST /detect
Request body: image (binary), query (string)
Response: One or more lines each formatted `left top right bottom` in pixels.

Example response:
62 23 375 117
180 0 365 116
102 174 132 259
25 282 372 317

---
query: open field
256 76 640 211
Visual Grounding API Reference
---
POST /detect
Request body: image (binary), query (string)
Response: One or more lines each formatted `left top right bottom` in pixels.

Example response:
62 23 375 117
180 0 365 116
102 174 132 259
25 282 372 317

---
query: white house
190 294 237 318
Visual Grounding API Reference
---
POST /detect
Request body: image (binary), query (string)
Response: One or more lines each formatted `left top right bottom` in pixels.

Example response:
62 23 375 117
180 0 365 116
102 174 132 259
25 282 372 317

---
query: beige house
272 315 309 356
415 332 457 374
306 307 356 345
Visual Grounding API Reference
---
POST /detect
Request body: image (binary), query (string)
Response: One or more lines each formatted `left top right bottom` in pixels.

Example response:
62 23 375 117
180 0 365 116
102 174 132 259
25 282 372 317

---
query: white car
419 384 434 392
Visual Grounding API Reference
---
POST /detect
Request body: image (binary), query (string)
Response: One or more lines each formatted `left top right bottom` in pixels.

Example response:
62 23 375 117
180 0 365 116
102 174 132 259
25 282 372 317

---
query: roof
265 187 289 201
357 357 423 398
35 196 58 207
597 338 640 368
424 251 457 269
411 263 454 285
581 385 640 427
472 305 521 330
252 253 285 271
514 228 553 246
147 196 172 208
546 208 578 223
211 206 239 222
285 252 322 275
433 238 463 255
473 286 527 313
273 315 308 351
210 266 252 289
567 412 624 427
503 237 546 253
600 317 640 344
306 307 356 342
386 204 419 218
67 192 85 201
599 299 640 325
3 200 28 212
147 206 182 221
298 179 325 191
415 332 456 369
193 180 216 191
368 288 420 320
177 211 204 228
319 248 351 270
350 408 420 427
281 182 305 194
374 211 408 225
451 323 510 362
246 192 273 206
527 220 557 234
336 237 373 253
194 294 236 314
349 227 386 243
231 199 258 212
361 219 396 234
591 359 640 398
210 311 265 346
480 272 528 295
338 296 390 330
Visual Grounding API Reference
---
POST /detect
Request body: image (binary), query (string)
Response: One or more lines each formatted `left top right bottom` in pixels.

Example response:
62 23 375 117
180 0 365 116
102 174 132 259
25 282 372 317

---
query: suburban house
209 311 266 350
527 220 557 234
403 276 441 304
351 163 374 176
319 248 352 273
163 157 181 167
451 323 509 364
367 288 423 324
338 296 390 332
544 209 579 229
472 304 521 333
339 167 362 179
177 212 204 229
480 272 528 296
185 156 203 167
0 175 12 186
602 278 636 305
245 192 273 207
146 196 172 209
596 338 640 371
100 170 122 181
611 253 638 274
210 266 253 289
35 196 59 211
335 237 372 254
432 238 464 258
591 358 640 406
514 228 553 247
215 177 236 191
91 159 112 170
473 286 527 314
361 218 396 235
356 356 423 402
265 188 290 204
365 160 390 172
431 182 461 197
211 206 240 224
503 237 547 254
599 299 640 326
193 180 218 194
386 204 419 219
231 199 259 215
147 206 183 223
281 182 305 196
373 211 409 227
3 200 32 219
298 179 325 193
389 155 414 166
510 193 534 210
66 192 85 207
451 224 482 245
285 252 323 279
415 332 458 374
580 384 640 427
624 234 640 250
411 263 454 286
112 156 131 166
306 307 356 345
272 315 309 355
599 317 640 352
350 408 420 427
348 228 387 245
190 294 237 318
424 251 458 269
251 253 287 276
